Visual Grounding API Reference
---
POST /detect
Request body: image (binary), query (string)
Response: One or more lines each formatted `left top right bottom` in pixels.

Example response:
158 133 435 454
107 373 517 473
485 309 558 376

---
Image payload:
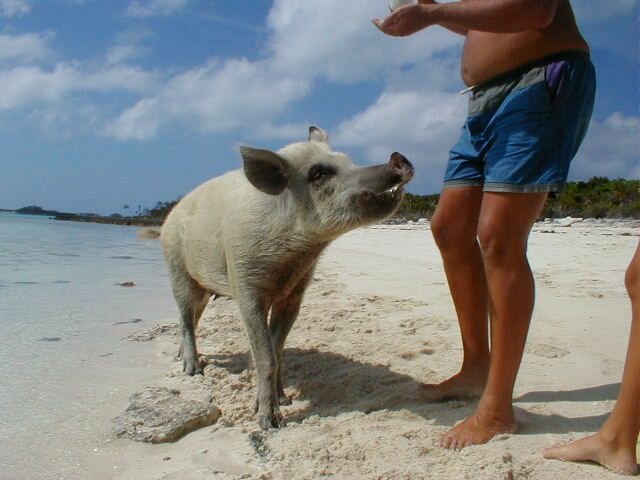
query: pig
160 126 413 429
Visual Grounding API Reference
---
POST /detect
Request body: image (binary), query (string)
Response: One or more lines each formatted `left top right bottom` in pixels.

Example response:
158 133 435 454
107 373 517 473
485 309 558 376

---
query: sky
0 0 638 215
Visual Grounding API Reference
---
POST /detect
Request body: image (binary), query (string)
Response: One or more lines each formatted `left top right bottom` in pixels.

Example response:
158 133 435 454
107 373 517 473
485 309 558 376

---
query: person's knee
477 221 524 264
430 210 476 253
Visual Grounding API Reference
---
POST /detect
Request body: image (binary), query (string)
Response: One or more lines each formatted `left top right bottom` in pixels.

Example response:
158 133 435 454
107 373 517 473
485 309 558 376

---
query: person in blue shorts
374 0 595 448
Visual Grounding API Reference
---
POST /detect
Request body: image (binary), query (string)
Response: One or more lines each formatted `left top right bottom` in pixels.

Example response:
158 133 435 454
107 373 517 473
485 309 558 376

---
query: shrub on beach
542 177 640 219
390 178 639 220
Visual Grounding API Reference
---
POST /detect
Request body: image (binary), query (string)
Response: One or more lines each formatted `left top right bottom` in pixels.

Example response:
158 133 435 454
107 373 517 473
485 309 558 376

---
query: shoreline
54 213 164 227
93 222 637 480
3 208 639 230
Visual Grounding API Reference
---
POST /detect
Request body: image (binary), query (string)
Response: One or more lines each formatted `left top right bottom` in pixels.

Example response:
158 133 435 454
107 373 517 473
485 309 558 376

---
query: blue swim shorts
444 50 596 193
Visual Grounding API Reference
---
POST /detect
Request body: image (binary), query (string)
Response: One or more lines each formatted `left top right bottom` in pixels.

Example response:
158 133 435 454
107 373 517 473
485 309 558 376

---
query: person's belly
461 31 589 86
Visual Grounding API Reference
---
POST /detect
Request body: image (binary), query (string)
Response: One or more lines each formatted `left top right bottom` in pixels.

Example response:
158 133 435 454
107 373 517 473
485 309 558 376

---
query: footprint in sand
526 343 569 359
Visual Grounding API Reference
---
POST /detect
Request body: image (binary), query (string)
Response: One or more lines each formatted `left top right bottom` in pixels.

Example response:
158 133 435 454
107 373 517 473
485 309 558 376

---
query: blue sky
0 0 638 215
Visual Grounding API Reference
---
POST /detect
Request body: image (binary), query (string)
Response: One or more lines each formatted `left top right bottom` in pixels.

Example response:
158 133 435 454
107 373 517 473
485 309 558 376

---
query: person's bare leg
421 186 490 401
441 192 547 449
543 241 640 475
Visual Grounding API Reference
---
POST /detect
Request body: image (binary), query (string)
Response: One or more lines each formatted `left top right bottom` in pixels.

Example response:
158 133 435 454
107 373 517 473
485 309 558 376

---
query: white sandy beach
91 220 637 480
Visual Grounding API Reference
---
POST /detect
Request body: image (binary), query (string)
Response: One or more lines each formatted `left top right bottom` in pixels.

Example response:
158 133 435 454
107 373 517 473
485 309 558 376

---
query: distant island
6 205 163 227
15 206 68 216
4 177 639 227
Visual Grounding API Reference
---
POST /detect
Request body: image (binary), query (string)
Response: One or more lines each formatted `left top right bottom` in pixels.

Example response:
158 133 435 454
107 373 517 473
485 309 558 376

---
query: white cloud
106 0 463 140
0 0 30 17
106 28 153 65
104 98 161 140
105 58 310 140
125 0 188 17
0 32 51 63
571 113 640 180
572 0 638 22
0 65 75 109
0 63 158 110
267 0 460 83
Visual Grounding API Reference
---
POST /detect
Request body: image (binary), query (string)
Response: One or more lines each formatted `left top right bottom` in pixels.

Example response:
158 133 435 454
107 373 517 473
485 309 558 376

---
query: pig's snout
389 152 414 182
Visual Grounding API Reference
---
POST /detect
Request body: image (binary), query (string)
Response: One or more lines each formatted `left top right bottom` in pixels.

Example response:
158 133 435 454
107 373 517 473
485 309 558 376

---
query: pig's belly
185 247 233 297
191 267 232 297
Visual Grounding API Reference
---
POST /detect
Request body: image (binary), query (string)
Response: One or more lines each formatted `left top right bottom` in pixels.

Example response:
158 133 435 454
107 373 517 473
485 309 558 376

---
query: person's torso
461 0 589 86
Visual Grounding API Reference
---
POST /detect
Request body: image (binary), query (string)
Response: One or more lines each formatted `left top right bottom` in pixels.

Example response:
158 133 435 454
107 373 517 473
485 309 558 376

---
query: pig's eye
308 164 337 183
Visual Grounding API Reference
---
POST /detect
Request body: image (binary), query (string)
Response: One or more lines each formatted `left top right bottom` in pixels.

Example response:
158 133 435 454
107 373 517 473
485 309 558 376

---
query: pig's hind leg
170 272 210 375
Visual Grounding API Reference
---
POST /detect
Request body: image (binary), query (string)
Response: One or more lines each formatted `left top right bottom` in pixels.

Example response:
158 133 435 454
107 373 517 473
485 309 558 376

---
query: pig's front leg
269 286 306 406
237 288 283 429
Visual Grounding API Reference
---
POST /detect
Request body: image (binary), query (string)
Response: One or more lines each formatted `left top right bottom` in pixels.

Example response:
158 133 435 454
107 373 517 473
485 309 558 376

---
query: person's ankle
460 358 490 375
476 395 515 422
599 422 638 451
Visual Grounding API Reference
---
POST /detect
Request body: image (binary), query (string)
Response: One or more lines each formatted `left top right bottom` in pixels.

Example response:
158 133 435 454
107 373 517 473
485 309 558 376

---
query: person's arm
373 0 560 38
417 0 468 36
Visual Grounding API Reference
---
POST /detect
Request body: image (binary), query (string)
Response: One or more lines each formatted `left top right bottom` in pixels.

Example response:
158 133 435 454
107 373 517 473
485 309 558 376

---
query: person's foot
543 432 639 476
440 407 517 450
419 368 488 402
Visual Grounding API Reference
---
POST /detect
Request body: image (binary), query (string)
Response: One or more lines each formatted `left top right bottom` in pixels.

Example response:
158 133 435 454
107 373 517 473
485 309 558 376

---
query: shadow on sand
203 348 616 435
203 347 464 424
515 382 620 404
513 383 619 435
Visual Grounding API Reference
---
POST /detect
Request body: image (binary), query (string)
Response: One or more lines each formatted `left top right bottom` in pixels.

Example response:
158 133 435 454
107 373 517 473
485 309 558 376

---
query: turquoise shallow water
0 212 178 479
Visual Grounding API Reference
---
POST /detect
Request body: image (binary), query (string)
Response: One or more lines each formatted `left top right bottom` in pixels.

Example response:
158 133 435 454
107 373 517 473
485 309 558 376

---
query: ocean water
0 212 179 480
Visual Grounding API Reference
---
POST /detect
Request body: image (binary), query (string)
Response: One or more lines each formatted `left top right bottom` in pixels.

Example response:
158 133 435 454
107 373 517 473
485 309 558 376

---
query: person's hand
372 3 435 37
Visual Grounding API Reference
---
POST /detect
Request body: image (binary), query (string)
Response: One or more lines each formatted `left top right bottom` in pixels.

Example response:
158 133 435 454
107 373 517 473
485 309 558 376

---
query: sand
100 220 637 480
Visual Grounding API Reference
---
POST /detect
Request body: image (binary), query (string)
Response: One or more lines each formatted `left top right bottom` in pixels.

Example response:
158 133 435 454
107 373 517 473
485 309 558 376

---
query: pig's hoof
278 394 292 406
183 358 204 376
258 410 284 430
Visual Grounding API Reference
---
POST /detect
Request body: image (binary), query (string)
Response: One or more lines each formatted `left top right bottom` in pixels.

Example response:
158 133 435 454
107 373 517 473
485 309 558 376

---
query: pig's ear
308 126 330 145
240 146 289 195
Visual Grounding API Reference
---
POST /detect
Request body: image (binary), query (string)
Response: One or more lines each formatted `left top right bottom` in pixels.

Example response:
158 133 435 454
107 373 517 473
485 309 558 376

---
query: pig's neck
260 193 338 247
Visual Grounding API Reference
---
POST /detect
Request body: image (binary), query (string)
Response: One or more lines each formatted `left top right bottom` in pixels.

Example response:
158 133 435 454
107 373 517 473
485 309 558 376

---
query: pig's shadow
204 347 462 424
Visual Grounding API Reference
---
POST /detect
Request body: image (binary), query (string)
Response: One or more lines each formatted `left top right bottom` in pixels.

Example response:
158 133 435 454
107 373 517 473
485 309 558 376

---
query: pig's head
240 126 414 240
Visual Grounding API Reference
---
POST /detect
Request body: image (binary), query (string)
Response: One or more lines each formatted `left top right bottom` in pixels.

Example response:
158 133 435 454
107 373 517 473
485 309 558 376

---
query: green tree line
396 177 640 221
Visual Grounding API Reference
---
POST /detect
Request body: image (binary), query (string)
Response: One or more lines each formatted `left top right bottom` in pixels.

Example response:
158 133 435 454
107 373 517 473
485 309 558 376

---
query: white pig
161 126 414 429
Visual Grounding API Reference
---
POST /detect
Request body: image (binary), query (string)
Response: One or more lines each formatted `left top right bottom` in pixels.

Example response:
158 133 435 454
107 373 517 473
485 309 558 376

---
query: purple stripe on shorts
545 60 567 106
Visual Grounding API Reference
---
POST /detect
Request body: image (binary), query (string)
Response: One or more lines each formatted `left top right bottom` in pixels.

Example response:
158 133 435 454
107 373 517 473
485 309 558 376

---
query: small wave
14 281 38 285
51 280 72 284
38 337 62 342
110 256 134 260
